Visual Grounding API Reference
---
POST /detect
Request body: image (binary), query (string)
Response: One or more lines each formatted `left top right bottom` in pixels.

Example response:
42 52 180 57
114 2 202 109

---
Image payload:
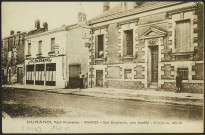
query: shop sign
28 58 52 64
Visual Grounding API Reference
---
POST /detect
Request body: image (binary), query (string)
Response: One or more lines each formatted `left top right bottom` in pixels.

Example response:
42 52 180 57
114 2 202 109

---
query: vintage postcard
1 1 204 133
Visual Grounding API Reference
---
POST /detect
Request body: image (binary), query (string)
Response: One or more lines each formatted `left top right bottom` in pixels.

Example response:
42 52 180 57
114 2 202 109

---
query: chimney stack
17 31 21 34
103 2 110 12
78 12 87 23
35 19 40 29
10 30 14 35
43 22 48 31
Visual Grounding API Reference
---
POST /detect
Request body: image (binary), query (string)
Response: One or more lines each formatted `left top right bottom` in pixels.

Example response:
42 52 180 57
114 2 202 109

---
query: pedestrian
176 72 183 93
79 72 84 89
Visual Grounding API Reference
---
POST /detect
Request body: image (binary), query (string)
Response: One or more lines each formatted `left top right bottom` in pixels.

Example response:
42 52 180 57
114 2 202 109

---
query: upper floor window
175 19 191 52
95 35 104 58
51 38 55 52
38 41 42 54
28 43 31 55
123 29 133 56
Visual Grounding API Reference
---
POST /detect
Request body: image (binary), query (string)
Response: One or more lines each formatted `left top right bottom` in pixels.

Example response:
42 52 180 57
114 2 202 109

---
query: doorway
69 64 81 88
151 46 158 82
96 70 103 87
17 67 23 84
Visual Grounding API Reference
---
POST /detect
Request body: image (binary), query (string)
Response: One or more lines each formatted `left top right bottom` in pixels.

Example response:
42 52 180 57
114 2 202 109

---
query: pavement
2 84 203 107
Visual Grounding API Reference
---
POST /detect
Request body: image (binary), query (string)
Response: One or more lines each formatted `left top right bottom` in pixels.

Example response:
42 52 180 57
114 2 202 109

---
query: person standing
79 72 84 89
176 72 183 93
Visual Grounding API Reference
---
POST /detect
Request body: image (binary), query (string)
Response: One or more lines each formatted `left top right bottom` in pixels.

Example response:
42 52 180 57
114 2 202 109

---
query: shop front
25 56 65 88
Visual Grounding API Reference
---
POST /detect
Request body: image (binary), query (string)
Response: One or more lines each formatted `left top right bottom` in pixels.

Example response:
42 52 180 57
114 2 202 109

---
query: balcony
25 55 31 59
36 53 42 58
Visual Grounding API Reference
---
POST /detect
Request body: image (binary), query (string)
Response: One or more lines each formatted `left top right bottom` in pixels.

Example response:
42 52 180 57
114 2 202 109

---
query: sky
2 2 120 38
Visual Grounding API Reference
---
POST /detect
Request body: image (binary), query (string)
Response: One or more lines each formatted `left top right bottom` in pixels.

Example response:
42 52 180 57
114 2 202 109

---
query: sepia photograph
1 1 204 133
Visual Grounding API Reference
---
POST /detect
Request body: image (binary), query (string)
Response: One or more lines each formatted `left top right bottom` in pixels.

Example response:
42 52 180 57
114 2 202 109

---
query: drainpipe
65 27 69 88
90 25 93 88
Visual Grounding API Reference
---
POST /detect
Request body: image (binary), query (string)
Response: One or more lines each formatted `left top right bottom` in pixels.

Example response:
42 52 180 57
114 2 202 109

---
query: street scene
1 1 204 133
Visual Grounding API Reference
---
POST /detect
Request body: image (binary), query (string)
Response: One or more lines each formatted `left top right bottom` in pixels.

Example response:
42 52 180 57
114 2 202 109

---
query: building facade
24 14 90 88
87 1 204 93
2 31 27 84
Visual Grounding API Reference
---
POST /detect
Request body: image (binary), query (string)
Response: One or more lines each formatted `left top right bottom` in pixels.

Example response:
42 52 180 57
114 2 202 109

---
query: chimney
35 19 40 29
10 30 14 35
121 2 127 12
17 31 21 34
43 22 48 31
78 12 87 23
103 2 110 12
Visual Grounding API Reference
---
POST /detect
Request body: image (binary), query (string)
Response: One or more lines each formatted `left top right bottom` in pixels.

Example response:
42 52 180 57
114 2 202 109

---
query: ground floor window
124 69 132 79
46 63 56 86
26 63 56 86
26 65 34 84
35 64 45 85
177 68 188 80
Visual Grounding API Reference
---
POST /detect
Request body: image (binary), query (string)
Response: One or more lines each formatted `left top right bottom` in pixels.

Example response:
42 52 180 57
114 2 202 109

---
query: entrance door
17 67 23 84
69 65 81 88
151 46 158 82
96 70 103 87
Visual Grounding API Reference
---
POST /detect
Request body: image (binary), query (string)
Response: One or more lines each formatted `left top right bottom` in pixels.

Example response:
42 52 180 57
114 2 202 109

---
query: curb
2 87 203 107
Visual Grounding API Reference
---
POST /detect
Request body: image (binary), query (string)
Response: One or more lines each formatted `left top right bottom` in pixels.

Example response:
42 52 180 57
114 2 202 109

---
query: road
2 88 203 121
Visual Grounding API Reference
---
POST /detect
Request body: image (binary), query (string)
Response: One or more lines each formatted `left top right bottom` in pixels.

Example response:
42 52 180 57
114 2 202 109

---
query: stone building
87 1 204 93
24 13 90 88
1 31 27 84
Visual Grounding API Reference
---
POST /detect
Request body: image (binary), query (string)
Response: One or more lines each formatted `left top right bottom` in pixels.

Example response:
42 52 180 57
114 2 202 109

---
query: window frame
175 19 191 53
177 68 188 80
95 34 104 59
28 43 31 55
123 29 134 56
38 40 42 54
51 38 55 52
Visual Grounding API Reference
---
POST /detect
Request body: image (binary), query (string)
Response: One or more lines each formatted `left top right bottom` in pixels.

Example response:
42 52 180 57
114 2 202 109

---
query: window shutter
175 20 190 52
95 35 98 58
123 31 127 55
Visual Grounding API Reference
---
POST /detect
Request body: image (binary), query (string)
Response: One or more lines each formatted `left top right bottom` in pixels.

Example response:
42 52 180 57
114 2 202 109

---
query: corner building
87 2 203 93
24 15 90 88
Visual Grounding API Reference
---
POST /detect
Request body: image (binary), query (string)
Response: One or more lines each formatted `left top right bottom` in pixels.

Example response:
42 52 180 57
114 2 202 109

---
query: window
177 68 188 80
35 64 45 85
124 69 132 79
26 65 34 84
51 38 55 52
175 19 191 52
123 30 133 56
95 35 104 58
38 41 42 54
28 43 31 55
46 63 56 86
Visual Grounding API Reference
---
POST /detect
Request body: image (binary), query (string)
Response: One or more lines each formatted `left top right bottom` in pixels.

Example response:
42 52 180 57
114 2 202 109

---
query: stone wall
161 82 203 94
106 80 144 89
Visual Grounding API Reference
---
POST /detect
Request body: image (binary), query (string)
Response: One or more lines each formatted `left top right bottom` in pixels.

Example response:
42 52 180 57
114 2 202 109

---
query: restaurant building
87 2 204 93
24 13 90 88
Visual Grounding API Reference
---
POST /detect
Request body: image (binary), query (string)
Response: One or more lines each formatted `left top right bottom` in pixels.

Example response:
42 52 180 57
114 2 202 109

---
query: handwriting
22 126 41 133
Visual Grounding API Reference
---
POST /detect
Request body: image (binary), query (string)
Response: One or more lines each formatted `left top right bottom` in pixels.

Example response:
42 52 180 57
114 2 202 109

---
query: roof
88 1 186 24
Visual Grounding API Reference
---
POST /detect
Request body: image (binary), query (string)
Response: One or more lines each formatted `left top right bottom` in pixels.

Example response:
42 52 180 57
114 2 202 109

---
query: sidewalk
2 84 203 106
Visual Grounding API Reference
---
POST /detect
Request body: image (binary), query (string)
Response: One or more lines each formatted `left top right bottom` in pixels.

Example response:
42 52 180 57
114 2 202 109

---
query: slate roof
88 1 186 24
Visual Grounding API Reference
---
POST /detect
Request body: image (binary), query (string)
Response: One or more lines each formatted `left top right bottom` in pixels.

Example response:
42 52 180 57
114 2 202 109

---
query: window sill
172 51 194 56
121 55 134 59
95 57 106 61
